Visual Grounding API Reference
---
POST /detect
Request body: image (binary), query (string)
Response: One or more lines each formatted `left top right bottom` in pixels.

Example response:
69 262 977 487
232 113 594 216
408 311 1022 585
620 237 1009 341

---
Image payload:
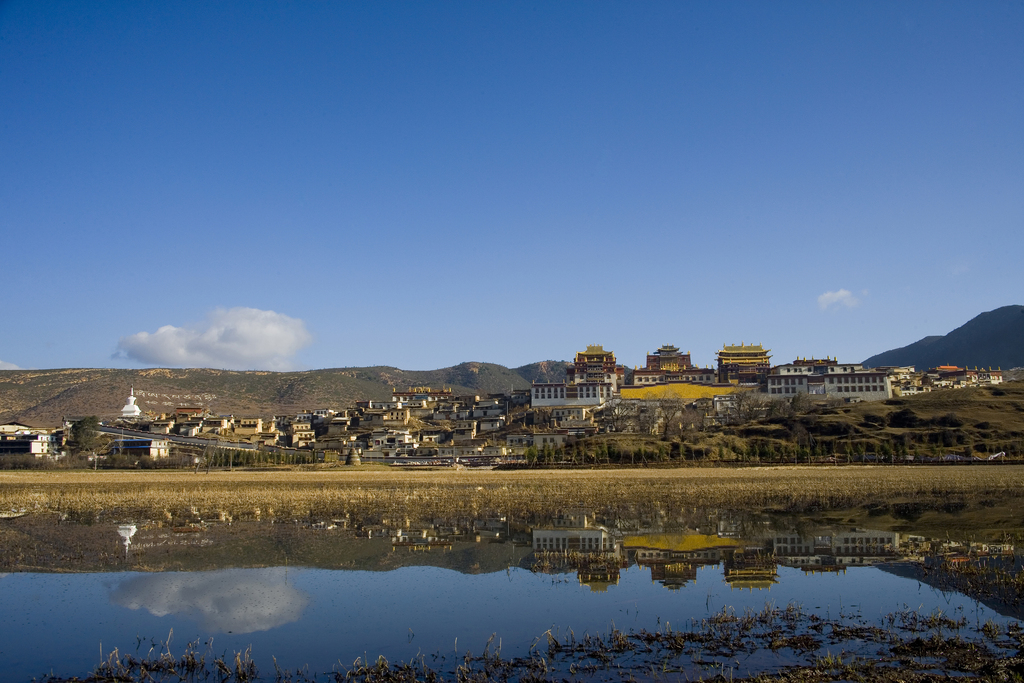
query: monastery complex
529 340 976 407
0 340 1007 463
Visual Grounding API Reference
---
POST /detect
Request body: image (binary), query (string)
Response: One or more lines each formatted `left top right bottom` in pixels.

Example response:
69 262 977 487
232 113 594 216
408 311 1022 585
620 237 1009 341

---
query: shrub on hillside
0 455 46 470
888 408 920 428
934 412 964 428
816 422 853 437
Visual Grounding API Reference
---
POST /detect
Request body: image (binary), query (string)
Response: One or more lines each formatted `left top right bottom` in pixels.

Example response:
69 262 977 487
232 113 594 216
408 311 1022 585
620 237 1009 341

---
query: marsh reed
2 466 1023 523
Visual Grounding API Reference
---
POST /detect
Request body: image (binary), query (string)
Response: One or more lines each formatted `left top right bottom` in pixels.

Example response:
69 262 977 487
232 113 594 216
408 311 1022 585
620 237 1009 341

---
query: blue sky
1 2 1021 372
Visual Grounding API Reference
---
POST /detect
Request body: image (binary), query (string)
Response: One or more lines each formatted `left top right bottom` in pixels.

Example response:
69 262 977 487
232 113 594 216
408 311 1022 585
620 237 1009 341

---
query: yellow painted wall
619 383 744 400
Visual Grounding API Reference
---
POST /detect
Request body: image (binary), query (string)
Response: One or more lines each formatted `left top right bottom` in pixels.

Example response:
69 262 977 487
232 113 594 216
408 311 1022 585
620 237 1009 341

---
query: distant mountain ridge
863 305 1024 371
0 361 568 426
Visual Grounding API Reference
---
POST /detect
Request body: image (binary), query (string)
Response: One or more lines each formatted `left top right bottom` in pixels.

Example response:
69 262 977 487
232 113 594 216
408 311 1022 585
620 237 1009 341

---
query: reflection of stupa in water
118 524 137 556
121 386 142 419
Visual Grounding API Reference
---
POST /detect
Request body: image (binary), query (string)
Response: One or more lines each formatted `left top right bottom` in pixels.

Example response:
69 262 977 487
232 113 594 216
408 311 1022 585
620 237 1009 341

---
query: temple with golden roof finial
632 344 716 386
716 342 772 384
531 344 625 407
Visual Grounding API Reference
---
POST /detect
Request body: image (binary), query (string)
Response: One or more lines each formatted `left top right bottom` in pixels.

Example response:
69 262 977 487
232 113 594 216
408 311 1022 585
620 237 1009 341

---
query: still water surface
1 511 1020 681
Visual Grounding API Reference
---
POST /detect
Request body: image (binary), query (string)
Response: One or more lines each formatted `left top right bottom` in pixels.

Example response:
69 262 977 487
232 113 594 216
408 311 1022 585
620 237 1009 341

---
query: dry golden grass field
1 465 1022 522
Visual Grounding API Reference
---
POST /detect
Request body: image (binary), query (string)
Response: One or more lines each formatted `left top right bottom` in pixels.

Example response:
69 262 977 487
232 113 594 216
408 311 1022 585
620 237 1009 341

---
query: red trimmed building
633 345 716 386
532 345 625 407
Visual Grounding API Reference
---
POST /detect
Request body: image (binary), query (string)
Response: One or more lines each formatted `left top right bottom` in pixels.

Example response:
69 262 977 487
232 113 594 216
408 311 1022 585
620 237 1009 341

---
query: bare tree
659 399 686 439
790 392 812 414
734 391 768 423
682 406 705 429
606 400 639 433
791 422 810 448
765 398 791 419
635 402 659 435
691 399 714 430
678 406 705 443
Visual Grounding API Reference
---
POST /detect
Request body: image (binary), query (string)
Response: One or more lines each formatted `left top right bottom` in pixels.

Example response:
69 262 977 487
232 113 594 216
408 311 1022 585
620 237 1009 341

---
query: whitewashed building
767 361 892 401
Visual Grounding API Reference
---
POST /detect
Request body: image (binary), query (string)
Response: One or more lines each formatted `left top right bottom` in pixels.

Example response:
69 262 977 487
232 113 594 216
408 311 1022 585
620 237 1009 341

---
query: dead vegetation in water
4 467 1024 524
529 549 623 585
919 554 1024 610
37 604 1024 682
38 633 260 683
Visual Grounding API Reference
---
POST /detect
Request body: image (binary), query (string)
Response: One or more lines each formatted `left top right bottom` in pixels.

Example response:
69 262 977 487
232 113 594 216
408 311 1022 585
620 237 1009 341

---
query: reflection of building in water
376 515 539 548
391 527 453 551
551 512 589 528
577 566 620 592
532 514 623 590
833 529 899 565
917 538 1016 561
624 534 744 590
474 517 508 541
532 514 617 553
967 541 1015 556
650 563 698 590
375 514 542 550
772 528 900 569
717 518 745 538
624 534 742 563
724 547 778 590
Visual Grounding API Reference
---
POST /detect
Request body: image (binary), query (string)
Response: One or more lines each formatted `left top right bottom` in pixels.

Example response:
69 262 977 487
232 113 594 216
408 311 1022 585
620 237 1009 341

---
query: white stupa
121 386 142 419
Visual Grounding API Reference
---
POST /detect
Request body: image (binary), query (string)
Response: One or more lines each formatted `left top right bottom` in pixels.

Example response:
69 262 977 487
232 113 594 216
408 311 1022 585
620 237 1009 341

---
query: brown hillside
0 362 541 425
727 381 1024 457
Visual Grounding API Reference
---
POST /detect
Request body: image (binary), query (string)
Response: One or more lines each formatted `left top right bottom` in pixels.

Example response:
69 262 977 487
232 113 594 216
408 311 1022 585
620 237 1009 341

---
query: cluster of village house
0 342 1008 461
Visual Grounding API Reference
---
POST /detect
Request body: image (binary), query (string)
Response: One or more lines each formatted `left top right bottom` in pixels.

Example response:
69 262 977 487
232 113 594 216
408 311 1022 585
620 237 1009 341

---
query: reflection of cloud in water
111 568 309 633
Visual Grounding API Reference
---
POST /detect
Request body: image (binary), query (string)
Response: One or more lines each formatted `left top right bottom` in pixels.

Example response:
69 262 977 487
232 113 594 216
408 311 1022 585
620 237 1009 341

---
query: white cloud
0 360 20 370
116 307 312 370
110 568 309 633
817 289 859 311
